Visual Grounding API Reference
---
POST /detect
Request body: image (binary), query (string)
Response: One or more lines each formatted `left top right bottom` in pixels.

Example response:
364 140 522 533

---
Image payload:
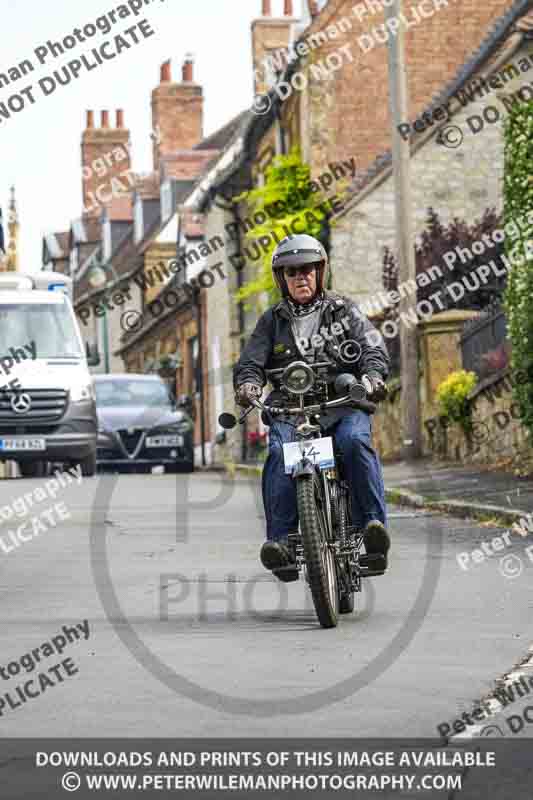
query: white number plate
146 435 184 448
0 438 46 451
283 437 334 474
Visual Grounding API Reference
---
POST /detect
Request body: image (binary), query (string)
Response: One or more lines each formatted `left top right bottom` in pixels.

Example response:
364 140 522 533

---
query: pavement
382 458 533 526
235 457 533 526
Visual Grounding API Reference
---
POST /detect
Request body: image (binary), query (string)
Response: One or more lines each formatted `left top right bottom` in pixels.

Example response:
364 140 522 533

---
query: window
95 378 172 408
0 301 83 359
134 197 144 244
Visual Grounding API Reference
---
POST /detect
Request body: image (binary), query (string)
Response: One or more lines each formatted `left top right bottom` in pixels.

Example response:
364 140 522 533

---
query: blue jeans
261 411 387 540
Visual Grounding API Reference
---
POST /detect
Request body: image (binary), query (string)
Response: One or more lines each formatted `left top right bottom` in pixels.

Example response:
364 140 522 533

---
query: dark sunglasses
284 264 317 278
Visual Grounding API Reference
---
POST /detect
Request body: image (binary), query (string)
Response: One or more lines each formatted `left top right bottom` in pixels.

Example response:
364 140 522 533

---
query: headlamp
282 361 315 395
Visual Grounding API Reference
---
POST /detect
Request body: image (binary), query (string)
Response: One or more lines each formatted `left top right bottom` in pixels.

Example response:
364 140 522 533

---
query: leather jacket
233 291 389 409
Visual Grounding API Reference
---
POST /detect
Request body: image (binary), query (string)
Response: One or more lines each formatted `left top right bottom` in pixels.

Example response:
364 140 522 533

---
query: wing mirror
85 342 100 367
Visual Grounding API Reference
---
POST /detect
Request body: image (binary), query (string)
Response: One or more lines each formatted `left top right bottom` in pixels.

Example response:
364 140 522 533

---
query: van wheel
79 451 96 477
19 461 48 479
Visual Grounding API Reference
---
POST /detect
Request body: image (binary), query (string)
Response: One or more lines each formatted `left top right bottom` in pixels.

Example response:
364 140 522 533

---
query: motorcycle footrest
272 565 300 583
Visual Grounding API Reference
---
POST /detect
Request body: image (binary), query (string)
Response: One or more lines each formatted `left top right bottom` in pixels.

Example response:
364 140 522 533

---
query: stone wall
424 374 531 465
373 370 533 465
371 312 533 465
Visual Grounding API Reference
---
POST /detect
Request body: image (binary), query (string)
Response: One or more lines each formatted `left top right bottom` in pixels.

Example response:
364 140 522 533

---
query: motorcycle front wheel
297 473 339 629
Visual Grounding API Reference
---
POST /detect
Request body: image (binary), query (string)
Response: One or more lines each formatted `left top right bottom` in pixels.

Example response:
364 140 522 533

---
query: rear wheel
297 473 339 629
339 581 355 614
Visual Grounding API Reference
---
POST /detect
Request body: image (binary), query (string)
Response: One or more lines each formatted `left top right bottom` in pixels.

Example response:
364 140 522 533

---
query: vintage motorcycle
219 359 386 629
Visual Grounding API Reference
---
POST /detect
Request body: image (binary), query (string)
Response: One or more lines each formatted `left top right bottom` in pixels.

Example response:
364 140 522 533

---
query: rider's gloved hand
235 382 262 408
361 372 388 401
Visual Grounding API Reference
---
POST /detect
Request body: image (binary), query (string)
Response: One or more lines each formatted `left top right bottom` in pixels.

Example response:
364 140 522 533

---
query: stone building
329 0 532 306
338 5 533 460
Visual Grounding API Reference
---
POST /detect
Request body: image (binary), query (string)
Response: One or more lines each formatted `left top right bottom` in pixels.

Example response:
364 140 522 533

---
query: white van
0 271 98 477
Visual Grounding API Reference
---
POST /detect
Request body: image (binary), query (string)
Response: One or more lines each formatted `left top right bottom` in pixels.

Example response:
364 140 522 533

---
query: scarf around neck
287 294 323 317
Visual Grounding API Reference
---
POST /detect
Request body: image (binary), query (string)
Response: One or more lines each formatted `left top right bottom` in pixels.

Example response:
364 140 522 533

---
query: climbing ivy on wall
233 148 341 309
503 98 533 436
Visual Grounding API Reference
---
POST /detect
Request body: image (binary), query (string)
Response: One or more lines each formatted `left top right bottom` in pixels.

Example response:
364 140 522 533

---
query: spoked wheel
337 493 356 614
297 472 339 629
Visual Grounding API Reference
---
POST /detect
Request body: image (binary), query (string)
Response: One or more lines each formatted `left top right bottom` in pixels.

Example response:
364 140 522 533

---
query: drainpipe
195 286 207 467
232 206 248 464
213 192 248 464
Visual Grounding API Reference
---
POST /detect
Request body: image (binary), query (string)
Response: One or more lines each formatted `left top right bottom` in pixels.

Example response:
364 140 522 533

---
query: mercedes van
0 271 98 477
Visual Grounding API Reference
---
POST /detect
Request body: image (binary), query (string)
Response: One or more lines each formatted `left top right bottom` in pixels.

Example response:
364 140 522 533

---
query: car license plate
0 438 46 451
283 437 334 474
146 435 184 448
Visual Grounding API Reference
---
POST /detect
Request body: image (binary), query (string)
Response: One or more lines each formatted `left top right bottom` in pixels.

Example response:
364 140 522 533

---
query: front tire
297 473 339 629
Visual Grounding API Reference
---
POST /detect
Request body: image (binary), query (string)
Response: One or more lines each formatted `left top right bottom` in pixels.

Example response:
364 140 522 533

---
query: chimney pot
86 110 94 129
101 110 110 128
161 60 171 82
284 0 293 15
116 109 124 128
182 55 194 82
262 0 272 16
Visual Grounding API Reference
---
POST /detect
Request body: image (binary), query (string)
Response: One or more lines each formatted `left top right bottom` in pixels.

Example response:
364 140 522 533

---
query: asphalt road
0 469 532 738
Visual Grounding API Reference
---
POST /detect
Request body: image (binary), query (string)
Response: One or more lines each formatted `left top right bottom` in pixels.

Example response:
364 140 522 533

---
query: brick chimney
81 109 131 218
251 0 298 97
151 57 204 172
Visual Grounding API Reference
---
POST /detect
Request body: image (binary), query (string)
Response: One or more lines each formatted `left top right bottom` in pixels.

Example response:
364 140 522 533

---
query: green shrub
436 370 477 432
503 98 533 436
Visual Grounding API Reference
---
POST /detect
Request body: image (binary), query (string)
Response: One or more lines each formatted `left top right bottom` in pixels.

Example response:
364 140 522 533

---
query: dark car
94 374 195 473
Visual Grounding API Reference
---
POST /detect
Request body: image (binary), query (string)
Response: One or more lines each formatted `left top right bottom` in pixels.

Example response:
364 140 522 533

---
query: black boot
260 539 299 582
363 520 391 572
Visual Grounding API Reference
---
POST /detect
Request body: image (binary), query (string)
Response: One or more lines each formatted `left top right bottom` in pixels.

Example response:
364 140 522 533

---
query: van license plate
0 438 46 451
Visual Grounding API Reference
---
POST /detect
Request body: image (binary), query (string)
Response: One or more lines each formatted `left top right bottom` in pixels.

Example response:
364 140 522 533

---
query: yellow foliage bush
436 370 477 431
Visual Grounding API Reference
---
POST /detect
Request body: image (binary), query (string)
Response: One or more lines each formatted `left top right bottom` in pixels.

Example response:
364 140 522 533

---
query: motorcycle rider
233 234 390 579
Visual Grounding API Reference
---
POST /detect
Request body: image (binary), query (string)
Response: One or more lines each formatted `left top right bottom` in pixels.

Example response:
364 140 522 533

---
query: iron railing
460 306 509 379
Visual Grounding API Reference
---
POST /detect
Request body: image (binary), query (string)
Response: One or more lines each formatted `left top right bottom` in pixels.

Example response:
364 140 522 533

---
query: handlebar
246 391 376 423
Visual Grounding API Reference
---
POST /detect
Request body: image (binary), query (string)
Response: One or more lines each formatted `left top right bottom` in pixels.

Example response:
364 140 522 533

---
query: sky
0 0 305 271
